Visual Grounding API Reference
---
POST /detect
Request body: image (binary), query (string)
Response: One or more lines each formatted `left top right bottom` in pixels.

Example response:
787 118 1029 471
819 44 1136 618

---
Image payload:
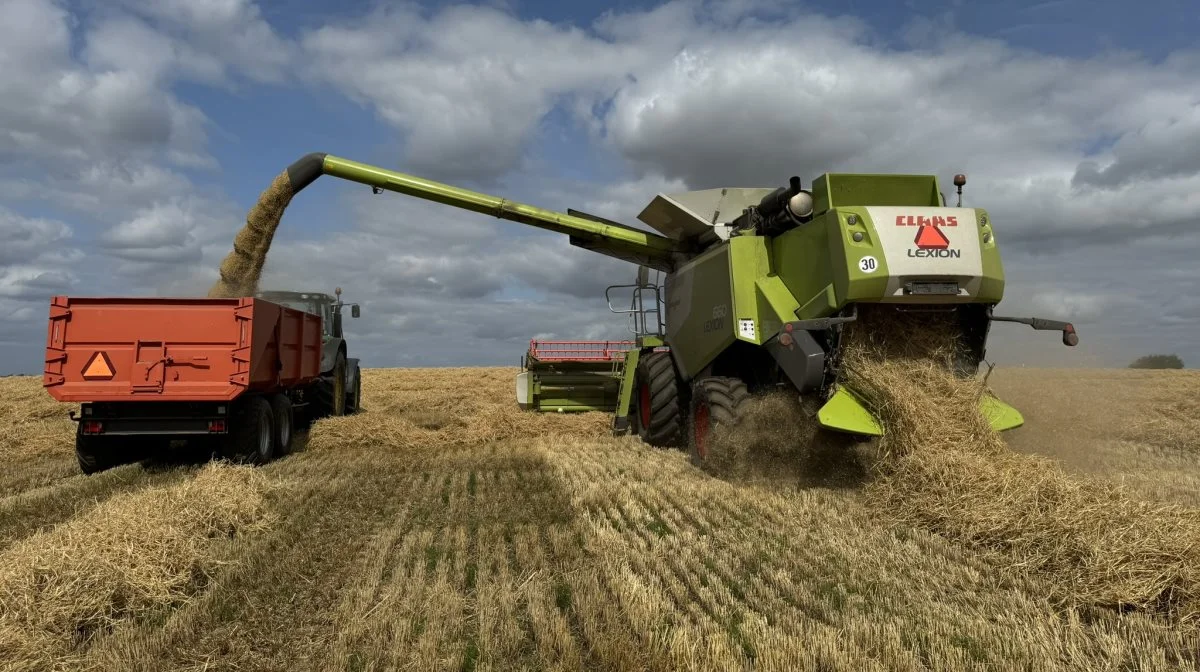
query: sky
2 0 1199 374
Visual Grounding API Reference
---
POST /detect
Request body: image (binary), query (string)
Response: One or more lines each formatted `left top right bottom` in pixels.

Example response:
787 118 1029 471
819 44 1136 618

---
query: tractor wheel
222 396 275 465
313 352 348 418
269 394 294 456
687 376 750 469
346 366 362 414
75 432 118 475
634 351 686 448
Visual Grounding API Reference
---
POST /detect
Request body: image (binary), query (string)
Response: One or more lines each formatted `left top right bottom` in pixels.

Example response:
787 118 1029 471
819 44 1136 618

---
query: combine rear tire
223 396 275 465
634 351 685 448
687 377 750 469
270 394 294 456
75 432 117 475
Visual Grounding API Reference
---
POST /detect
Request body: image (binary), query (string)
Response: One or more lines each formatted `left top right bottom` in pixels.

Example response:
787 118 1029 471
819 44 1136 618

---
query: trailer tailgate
43 296 323 402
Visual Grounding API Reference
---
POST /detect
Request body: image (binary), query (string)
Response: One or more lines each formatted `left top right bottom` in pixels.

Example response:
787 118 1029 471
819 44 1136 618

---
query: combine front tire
634 351 686 448
223 396 275 465
687 377 750 469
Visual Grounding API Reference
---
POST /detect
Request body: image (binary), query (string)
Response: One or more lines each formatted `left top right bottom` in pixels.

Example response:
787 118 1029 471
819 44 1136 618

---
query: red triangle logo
82 351 115 379
914 225 950 249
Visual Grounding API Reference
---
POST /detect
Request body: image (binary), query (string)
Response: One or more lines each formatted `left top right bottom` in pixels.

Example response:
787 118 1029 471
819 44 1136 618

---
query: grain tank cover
637 187 776 240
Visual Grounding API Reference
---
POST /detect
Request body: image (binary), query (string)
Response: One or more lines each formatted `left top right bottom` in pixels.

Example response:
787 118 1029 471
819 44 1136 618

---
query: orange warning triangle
82 351 115 379
914 225 950 249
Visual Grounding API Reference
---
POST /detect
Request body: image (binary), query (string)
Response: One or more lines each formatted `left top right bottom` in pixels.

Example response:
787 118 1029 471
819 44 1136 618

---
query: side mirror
351 304 360 318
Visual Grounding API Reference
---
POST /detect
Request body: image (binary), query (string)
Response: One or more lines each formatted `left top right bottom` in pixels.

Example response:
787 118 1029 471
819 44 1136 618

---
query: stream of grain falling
207 170 296 298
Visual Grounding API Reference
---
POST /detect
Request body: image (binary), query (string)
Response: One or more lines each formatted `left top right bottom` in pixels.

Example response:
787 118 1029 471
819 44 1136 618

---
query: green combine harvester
265 153 1079 466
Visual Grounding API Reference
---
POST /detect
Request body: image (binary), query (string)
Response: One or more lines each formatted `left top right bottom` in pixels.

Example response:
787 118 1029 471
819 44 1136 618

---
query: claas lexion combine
241 153 1079 466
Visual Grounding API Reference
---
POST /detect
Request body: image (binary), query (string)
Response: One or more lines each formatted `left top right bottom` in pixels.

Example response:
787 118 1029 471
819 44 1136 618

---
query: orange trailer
43 296 325 473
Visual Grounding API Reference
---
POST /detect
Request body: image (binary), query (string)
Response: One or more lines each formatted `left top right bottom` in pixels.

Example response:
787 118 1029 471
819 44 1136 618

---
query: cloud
0 0 288 372
0 0 213 169
0 208 74 266
298 3 694 182
295 0 1200 255
0 266 76 301
104 0 293 84
279 0 1200 370
1072 104 1200 188
257 180 644 303
3 0 1199 375
98 195 246 290
82 15 227 85
243 171 672 368
99 202 204 264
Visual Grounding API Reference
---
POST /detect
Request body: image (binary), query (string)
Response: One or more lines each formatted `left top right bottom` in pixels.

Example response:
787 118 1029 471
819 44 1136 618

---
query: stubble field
1 365 1199 671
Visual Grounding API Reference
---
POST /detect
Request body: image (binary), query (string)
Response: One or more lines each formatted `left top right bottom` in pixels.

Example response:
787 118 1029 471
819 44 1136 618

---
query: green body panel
974 209 1005 303
774 208 897 320
727 236 803 346
614 348 643 420
637 335 665 348
664 235 807 379
664 246 735 379
753 273 804 343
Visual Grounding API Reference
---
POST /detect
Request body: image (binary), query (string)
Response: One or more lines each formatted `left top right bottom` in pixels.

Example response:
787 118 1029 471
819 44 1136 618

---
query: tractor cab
254 288 360 339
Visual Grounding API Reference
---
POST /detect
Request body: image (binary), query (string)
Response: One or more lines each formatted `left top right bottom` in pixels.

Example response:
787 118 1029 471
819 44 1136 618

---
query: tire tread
637 352 686 447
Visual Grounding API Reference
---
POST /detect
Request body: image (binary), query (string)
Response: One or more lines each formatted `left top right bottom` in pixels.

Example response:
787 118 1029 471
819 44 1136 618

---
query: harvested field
2 365 1199 671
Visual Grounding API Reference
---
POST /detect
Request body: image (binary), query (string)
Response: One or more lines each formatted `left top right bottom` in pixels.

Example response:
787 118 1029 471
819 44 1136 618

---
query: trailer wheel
270 394 293 456
688 377 750 469
333 355 347 416
346 364 362 414
224 396 275 465
634 351 685 448
75 432 117 475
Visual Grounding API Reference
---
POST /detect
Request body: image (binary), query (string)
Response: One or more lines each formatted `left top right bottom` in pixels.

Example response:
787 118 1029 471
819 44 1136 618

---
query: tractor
253 287 364 419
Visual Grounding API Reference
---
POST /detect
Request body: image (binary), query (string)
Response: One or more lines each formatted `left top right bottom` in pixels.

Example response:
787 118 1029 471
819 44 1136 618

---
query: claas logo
898 214 960 258
895 214 959 228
